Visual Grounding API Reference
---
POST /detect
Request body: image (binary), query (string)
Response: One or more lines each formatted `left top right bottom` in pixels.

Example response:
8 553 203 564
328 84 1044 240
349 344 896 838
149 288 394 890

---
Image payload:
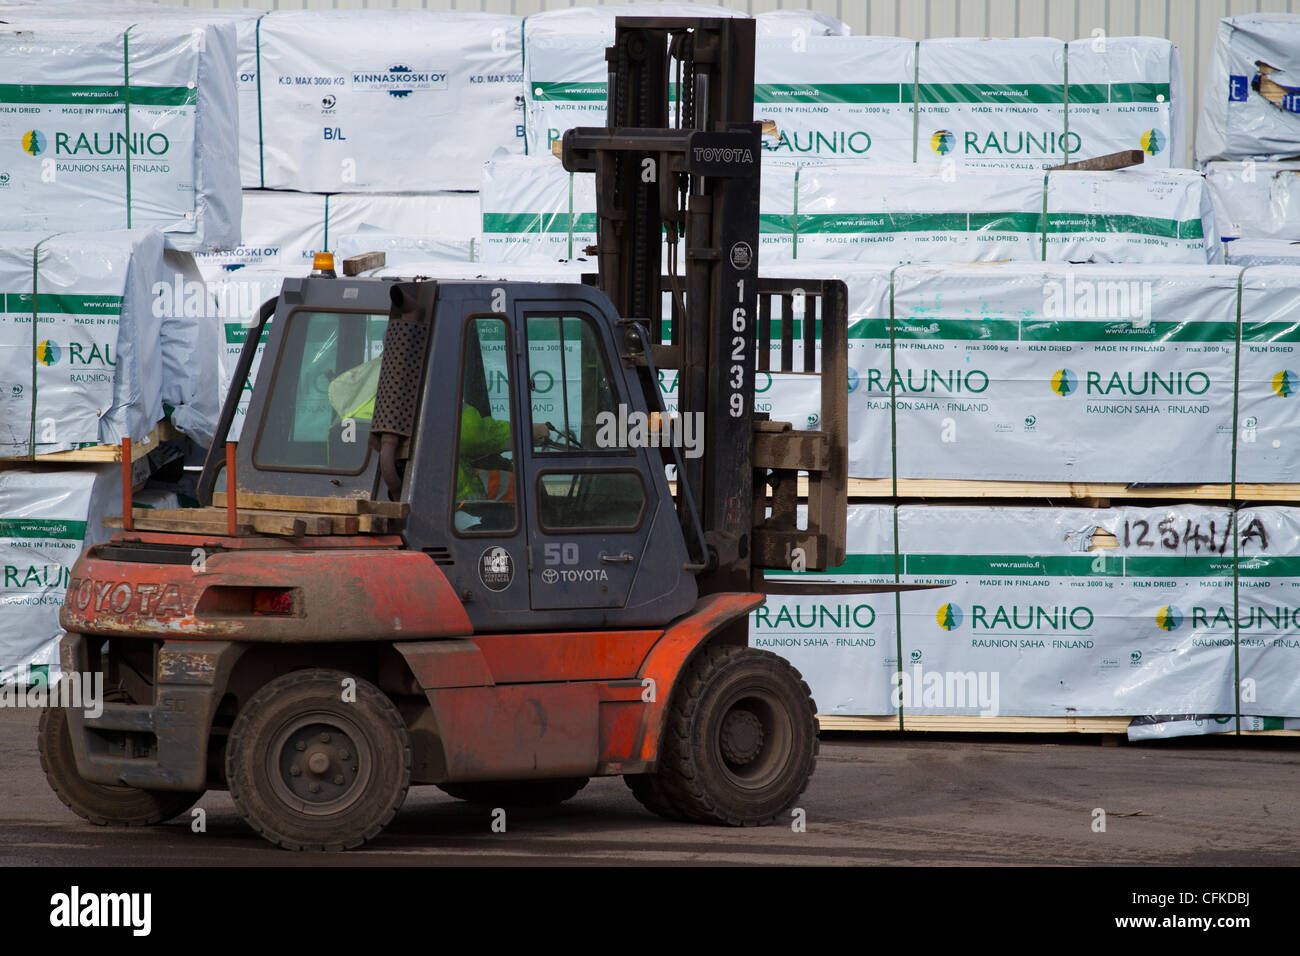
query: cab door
443 312 532 615
517 308 655 611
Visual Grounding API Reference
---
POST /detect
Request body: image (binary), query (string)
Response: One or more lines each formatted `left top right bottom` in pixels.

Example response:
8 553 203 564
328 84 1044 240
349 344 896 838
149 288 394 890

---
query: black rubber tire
656 645 819 827
38 703 203 827
226 669 411 851
624 773 690 821
438 777 589 808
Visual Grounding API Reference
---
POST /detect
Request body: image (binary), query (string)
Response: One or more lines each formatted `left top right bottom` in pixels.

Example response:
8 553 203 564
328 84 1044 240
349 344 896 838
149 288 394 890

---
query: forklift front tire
226 669 411 851
38 703 203 827
657 645 819 827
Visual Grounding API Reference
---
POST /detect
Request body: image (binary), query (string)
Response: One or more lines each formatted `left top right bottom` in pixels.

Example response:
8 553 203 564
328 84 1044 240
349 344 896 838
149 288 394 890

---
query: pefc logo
936 602 963 630
21 130 46 156
1140 129 1165 155
1155 605 1183 631
1272 370 1297 397
1050 368 1077 397
929 130 955 155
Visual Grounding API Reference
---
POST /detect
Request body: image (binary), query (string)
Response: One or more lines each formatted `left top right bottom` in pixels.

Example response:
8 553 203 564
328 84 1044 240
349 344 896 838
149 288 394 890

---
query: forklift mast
562 17 847 593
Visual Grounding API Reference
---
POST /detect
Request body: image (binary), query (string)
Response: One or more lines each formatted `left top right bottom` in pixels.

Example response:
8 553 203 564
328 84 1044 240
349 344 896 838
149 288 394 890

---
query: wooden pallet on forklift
816 714 1300 736
105 492 407 538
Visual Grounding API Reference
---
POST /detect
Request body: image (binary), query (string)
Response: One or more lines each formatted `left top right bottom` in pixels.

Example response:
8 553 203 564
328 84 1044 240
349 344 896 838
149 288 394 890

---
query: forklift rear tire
657 645 818 827
38 703 203 827
437 777 589 808
226 670 411 851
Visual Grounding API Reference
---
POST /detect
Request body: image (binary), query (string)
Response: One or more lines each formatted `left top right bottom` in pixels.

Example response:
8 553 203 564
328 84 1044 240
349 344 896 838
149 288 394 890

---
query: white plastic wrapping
1235 266 1300 484
756 37 916 164
1205 161 1300 240
0 229 165 454
251 10 524 192
754 10 851 38
331 232 477 270
1225 239 1300 266
0 465 120 684
1196 14 1300 164
0 15 241 252
1042 167 1218 264
194 190 480 285
522 3 742 156
915 37 1181 170
753 502 1300 719
483 157 1217 267
193 191 327 285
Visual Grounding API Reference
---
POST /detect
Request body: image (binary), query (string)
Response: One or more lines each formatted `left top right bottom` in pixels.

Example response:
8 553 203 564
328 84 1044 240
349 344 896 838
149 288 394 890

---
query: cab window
253 310 387 473
453 317 518 534
526 315 625 453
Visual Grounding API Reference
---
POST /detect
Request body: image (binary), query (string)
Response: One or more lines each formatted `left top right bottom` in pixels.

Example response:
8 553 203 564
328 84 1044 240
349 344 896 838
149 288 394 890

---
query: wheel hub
272 720 366 811
720 708 765 765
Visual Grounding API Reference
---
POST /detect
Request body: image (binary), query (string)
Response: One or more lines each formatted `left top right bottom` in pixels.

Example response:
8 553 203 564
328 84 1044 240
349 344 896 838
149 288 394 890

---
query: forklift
40 16 877 850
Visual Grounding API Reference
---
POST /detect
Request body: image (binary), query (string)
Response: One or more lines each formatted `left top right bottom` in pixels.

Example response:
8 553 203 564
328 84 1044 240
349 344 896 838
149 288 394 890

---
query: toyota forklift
40 16 884 850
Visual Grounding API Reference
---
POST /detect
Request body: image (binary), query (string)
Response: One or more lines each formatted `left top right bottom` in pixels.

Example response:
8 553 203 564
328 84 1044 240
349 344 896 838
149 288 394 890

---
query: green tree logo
1272 370 1297 397
36 340 61 366
936 602 963 630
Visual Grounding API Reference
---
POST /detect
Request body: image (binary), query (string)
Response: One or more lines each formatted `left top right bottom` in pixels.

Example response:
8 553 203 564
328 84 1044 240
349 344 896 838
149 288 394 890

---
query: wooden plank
841 478 1300 503
241 510 335 536
104 510 254 537
106 507 336 538
213 491 408 519
357 514 390 534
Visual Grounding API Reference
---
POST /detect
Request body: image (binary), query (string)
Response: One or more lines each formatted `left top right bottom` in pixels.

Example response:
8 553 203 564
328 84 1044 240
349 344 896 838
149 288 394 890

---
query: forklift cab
230 275 698 634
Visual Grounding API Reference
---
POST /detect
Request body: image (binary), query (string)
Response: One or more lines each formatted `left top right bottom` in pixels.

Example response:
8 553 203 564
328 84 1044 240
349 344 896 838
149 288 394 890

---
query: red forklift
41 16 880 850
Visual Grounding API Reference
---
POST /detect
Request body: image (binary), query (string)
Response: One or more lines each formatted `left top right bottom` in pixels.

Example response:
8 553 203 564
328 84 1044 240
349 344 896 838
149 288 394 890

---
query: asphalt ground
2 706 1297 867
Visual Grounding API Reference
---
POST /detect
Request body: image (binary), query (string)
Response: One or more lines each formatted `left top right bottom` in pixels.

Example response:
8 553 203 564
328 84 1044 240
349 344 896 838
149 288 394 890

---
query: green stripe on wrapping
483 212 598 234
0 84 194 106
845 317 1236 343
794 212 1041 234
225 323 271 346
754 83 903 104
1122 556 1235 577
766 553 898 577
851 317 1020 341
1236 555 1300 576
122 26 134 229
0 519 87 539
759 214 796 235
917 82 1066 105
1045 213 1204 239
530 81 607 101
1066 82 1172 104
1020 320 1237 343
1240 322 1300 344
6 294 124 315
904 554 1122 576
